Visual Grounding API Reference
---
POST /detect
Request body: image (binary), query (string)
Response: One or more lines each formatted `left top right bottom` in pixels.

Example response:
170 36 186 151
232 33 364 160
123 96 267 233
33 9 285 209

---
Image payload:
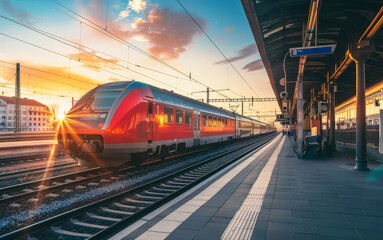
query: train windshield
71 83 125 113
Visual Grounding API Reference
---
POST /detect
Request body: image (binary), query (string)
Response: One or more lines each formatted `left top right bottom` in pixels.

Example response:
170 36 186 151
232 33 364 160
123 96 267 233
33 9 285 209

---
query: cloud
215 44 258 65
215 35 226 42
225 26 234 32
129 0 147 13
78 2 205 60
118 9 131 20
0 0 36 25
215 26 234 43
115 0 146 22
243 59 264 72
129 8 206 60
68 51 120 72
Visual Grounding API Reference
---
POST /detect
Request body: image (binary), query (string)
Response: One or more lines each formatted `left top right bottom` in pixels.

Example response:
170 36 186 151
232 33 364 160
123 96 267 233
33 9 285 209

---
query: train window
164 107 173 124
176 109 183 125
148 102 153 114
203 115 207 126
224 119 227 127
185 111 191 125
218 118 221 127
208 116 213 127
70 84 125 113
213 117 217 127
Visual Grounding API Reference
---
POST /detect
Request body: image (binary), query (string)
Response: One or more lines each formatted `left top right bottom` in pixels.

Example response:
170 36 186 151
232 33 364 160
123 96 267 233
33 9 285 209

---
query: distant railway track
0 132 277 240
0 132 55 142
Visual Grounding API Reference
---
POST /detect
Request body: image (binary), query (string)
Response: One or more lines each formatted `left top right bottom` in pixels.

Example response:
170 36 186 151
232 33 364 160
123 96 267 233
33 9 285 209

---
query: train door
147 101 154 144
193 111 200 146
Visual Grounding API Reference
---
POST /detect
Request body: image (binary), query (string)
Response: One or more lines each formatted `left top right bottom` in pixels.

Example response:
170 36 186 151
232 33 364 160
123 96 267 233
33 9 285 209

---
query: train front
57 82 132 168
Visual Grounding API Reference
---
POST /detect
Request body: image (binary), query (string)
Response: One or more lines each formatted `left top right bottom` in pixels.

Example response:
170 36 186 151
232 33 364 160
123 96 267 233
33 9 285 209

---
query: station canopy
242 0 383 110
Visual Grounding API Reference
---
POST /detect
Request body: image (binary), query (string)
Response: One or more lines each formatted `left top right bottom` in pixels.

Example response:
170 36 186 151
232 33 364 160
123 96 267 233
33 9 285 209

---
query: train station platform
110 134 383 240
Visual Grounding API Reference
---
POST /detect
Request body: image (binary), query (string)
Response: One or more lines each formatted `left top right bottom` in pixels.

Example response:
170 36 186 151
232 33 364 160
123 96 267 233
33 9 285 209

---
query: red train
58 81 275 167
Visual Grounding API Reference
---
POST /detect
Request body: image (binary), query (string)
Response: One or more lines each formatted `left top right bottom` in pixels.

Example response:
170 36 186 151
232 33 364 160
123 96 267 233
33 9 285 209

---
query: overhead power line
176 0 260 98
43 0 230 99
0 60 96 86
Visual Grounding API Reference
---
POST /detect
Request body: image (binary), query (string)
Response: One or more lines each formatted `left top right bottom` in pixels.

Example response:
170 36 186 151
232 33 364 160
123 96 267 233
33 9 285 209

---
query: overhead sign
318 101 329 114
276 114 290 122
290 44 336 57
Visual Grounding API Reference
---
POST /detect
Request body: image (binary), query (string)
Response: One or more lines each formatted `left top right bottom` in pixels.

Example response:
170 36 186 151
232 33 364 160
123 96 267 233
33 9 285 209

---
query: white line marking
134 135 282 240
221 136 285 240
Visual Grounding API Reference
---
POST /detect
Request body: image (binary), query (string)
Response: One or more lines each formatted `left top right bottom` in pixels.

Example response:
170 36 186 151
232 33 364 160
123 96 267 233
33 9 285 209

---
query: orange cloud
68 51 120 72
130 8 206 60
77 0 205 60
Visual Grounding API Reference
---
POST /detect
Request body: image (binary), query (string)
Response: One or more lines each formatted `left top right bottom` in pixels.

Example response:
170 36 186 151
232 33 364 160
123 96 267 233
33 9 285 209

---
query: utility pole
15 63 20 133
207 87 210 104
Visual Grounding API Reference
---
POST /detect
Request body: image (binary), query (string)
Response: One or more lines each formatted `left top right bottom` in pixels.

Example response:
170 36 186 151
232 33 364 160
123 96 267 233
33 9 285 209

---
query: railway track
0 132 277 240
0 132 55 142
0 154 53 164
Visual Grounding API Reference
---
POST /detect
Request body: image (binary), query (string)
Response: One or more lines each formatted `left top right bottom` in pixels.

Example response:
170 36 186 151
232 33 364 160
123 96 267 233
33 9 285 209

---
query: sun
57 112 66 121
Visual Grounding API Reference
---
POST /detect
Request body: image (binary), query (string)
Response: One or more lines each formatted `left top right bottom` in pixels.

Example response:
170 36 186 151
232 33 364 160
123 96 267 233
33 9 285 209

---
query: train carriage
58 81 275 168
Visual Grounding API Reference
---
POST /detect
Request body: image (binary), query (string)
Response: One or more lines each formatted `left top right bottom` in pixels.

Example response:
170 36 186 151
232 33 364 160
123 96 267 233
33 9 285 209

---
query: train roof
100 81 274 128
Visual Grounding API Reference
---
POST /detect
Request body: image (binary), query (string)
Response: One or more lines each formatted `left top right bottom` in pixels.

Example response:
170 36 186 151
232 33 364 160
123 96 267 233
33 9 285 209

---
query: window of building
29 123 31 126
34 123 36 126
38 123 40 126
374 119 379 125
8 116 11 120
176 109 183 125
164 107 173 124
34 118 36 121
38 118 40 121
185 111 191 125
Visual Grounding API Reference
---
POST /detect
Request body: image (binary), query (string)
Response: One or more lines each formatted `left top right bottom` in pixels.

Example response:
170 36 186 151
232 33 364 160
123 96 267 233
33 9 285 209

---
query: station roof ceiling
242 0 383 109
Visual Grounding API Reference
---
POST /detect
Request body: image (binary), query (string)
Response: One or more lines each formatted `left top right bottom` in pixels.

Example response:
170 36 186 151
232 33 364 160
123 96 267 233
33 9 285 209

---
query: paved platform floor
111 135 383 240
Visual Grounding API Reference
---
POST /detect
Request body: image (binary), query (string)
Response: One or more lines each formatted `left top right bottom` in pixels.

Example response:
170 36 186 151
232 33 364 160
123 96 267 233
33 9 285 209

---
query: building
0 96 53 132
321 81 383 130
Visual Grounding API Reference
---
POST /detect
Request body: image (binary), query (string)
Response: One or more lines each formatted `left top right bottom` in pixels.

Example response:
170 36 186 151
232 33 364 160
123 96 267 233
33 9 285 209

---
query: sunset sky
0 0 279 122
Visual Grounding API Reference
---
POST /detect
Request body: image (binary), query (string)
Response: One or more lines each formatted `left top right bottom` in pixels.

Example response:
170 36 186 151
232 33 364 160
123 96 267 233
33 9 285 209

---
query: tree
49 103 59 130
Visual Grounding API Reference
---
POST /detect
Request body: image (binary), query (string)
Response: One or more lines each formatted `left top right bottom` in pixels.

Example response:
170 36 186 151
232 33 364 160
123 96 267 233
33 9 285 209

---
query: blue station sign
289 44 336 57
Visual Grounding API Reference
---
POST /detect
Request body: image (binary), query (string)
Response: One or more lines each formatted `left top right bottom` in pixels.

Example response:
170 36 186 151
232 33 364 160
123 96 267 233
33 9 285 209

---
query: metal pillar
350 49 372 171
15 63 20 133
241 101 244 115
330 87 336 151
297 79 304 158
380 109 383 154
289 99 292 131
